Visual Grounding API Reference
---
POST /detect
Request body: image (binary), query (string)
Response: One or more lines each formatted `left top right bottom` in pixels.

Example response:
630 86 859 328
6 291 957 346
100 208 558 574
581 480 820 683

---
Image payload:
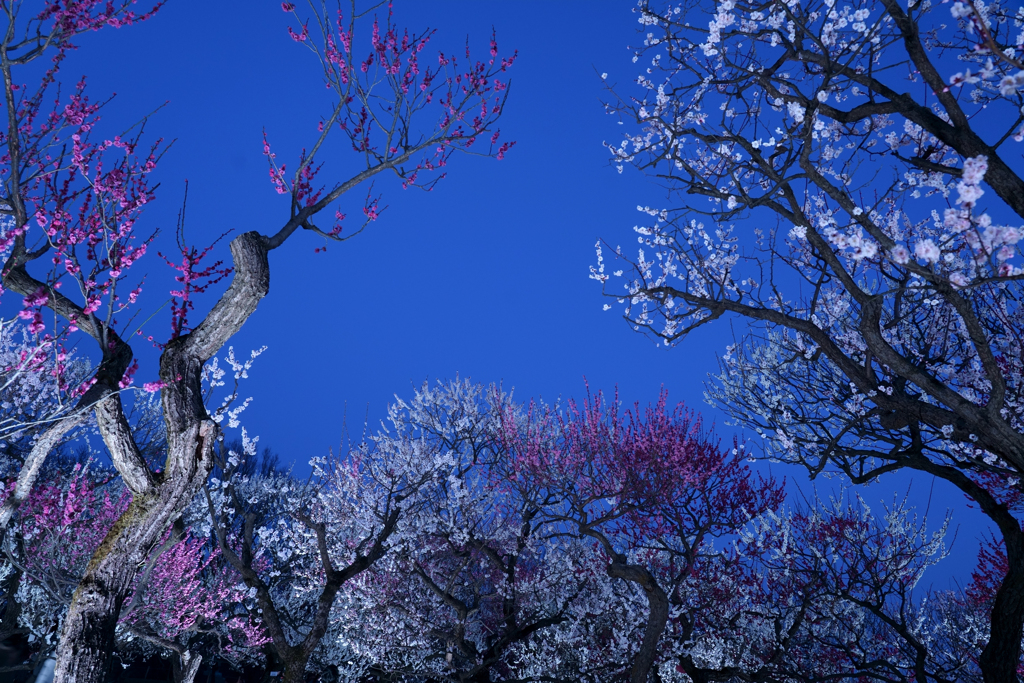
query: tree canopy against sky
0 0 1016 680
48 0 984 569
0 0 514 679
594 0 1024 679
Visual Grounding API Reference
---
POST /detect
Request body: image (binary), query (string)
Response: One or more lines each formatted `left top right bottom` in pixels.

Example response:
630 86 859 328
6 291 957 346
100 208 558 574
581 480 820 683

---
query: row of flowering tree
0 0 515 681
0 376 1000 681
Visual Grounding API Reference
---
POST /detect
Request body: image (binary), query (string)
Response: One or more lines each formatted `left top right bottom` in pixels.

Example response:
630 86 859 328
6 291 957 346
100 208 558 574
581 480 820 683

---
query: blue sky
49 1 986 584
61 1 724 457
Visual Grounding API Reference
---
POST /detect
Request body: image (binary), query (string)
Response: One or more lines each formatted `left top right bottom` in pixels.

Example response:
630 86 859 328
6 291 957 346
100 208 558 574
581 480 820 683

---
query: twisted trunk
580 525 669 683
46 232 271 683
53 445 214 681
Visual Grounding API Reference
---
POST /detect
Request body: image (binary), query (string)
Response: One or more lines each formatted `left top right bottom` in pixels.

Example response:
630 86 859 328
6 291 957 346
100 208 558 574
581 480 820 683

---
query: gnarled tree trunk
38 232 271 683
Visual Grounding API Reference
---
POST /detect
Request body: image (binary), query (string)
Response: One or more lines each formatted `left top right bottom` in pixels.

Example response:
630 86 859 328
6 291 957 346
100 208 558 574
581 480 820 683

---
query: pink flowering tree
499 389 783 683
595 0 1024 679
0 318 93 536
0 1 514 681
0 461 125 677
115 527 269 683
2 458 265 683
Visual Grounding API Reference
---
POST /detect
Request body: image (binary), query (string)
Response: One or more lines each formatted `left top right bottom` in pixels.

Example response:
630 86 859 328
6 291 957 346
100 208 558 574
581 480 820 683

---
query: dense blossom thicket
0 1 514 682
594 0 1024 680
1 376 991 682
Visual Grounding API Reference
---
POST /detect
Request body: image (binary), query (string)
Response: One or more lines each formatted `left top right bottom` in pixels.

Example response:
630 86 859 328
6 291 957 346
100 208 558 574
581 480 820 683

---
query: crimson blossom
499 389 783 683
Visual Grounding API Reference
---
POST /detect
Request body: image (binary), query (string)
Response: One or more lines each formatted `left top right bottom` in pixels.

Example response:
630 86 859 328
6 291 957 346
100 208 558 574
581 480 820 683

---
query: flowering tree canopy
499 389 783 683
0 374 995 682
596 0 1024 679
4 0 1019 679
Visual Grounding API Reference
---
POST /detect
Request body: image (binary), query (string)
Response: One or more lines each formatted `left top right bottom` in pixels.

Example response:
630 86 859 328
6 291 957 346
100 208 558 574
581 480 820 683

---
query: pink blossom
962 155 989 185
914 239 941 264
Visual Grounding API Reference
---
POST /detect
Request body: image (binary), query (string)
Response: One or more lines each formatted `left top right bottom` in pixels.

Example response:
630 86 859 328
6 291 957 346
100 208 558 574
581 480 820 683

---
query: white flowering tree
596 0 1024 678
740 496 966 683
341 380 598 683
206 402 455 683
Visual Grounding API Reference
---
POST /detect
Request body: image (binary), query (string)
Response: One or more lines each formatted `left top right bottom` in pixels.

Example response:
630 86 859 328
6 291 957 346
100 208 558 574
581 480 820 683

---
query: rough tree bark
1 232 271 683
